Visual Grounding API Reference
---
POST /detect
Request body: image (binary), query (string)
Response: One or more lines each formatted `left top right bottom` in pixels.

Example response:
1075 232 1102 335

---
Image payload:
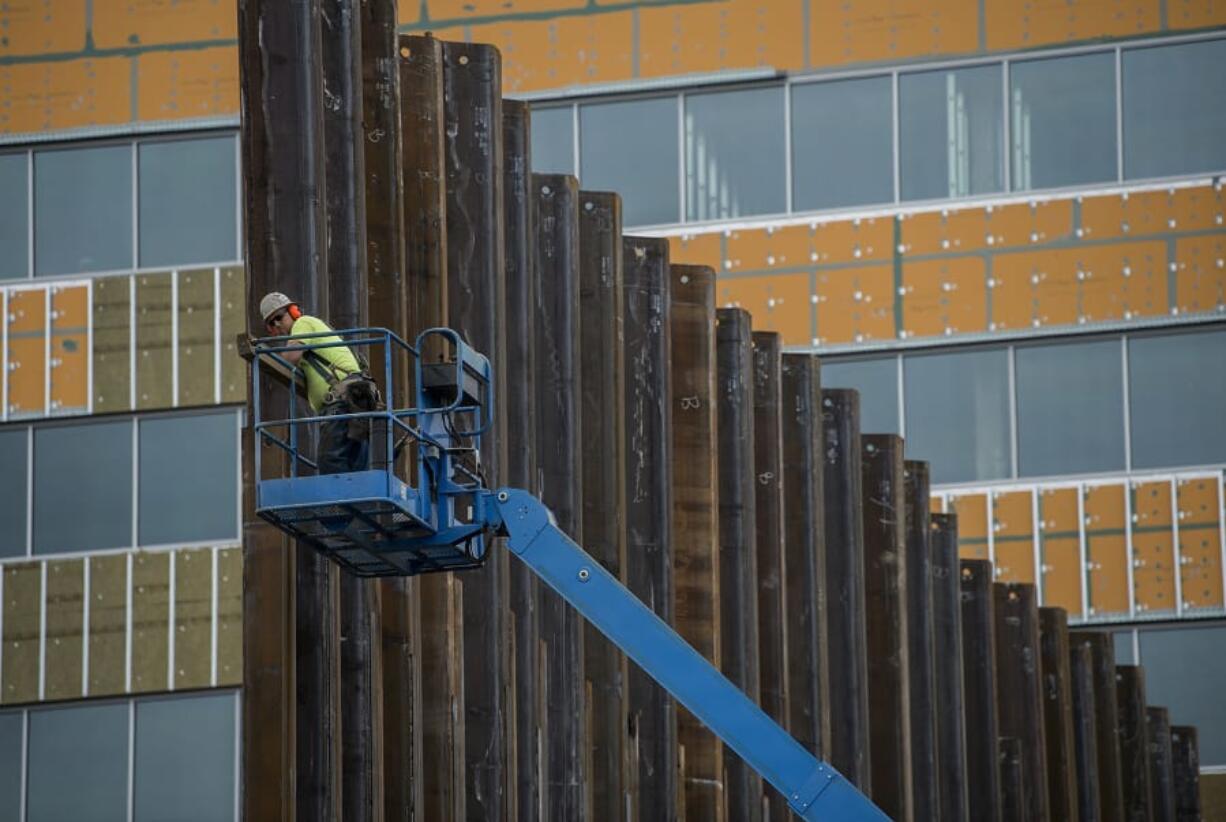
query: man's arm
279 342 304 365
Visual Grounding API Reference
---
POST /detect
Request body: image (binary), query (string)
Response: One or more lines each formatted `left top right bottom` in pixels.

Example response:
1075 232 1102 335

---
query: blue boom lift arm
488 487 886 821
250 327 888 821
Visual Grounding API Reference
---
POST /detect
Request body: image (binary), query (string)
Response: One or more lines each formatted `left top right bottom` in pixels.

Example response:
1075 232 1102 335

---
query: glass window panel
34 420 133 554
27 702 128 822
1139 625 1226 765
580 96 680 227
1016 338 1125 477
900 64 1004 201
1112 630 1136 664
139 411 237 545
34 145 133 276
792 76 894 210
1010 53 1118 190
0 711 21 822
139 137 238 268
1123 39 1226 180
0 153 29 280
0 429 27 558
821 357 900 435
685 86 786 221
904 348 1011 484
134 693 235 821
1128 329 1226 469
530 106 575 175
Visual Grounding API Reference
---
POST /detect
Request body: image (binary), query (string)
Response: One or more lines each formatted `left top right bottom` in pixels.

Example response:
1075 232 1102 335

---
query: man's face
266 308 294 336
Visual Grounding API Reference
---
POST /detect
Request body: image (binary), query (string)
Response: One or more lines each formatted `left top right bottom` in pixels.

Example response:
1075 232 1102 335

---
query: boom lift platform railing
251 326 889 821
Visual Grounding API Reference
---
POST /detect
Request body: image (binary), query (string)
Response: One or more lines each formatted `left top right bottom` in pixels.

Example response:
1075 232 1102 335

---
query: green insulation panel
130 551 169 692
135 272 174 410
92 276 131 414
177 268 217 409
43 559 84 701
219 266 246 404
216 546 242 685
174 547 213 689
88 554 127 697
2 563 40 704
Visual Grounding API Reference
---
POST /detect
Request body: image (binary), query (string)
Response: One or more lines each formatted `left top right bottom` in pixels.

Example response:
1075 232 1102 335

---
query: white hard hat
260 292 295 322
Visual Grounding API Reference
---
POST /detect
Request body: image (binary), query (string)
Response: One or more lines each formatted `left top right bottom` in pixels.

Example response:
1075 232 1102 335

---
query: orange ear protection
288 304 302 321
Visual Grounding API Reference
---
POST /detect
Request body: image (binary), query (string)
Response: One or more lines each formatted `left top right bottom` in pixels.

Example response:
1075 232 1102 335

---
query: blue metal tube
253 427 319 472
259 325 417 353
252 346 262 484
491 489 890 822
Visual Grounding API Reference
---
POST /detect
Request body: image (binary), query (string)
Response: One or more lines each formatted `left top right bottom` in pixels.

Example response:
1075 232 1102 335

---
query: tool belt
306 350 383 441
325 373 381 442
323 372 380 409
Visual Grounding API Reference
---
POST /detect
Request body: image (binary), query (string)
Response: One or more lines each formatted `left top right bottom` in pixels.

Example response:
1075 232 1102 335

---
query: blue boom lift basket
252 326 494 577
248 324 889 821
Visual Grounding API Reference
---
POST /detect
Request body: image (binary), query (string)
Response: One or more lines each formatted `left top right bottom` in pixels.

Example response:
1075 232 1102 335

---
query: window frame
822 324 1226 489
1 691 241 821
2 407 243 561
577 95 684 227
1 130 242 282
682 81 790 223
521 30 1226 230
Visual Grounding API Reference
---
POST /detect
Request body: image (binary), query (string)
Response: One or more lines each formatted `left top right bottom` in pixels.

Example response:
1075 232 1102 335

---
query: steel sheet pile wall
715 307 763 822
236 16 1210 820
1038 607 1078 822
533 172 588 820
861 434 913 821
821 388 872 792
903 461 937 822
930 514 969 821
751 330 789 821
503 98 540 822
669 264 725 820
238 0 328 817
623 236 678 819
359 13 405 810
780 354 829 762
578 193 627 820
993 583 1049 821
442 40 509 822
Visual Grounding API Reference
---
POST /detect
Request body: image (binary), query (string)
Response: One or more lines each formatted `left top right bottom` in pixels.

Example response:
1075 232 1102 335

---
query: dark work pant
317 398 370 474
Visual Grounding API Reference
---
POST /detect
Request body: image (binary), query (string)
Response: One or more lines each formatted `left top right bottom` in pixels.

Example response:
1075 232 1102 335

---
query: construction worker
260 292 379 474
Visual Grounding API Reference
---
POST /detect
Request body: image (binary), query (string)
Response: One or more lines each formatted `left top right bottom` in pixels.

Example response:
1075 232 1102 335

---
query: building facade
0 0 1223 817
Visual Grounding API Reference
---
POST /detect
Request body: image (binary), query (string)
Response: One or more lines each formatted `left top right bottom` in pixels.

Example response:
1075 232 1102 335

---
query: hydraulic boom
250 326 889 820
488 487 888 821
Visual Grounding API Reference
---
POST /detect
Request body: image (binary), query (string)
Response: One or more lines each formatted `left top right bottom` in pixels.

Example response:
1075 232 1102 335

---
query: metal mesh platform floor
258 497 484 577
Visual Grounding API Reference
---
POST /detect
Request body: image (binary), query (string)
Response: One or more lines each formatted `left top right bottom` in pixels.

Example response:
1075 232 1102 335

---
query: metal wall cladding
2 265 246 424
0 545 242 707
1084 483 1130 619
5 281 88 417
50 284 89 414
991 490 1035 585
1176 477 1225 611
1 56 131 134
717 272 811 346
672 182 1226 350
1132 480 1178 615
1040 487 1083 617
934 471 1226 626
5 288 47 418
8 0 1226 129
948 493 989 561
